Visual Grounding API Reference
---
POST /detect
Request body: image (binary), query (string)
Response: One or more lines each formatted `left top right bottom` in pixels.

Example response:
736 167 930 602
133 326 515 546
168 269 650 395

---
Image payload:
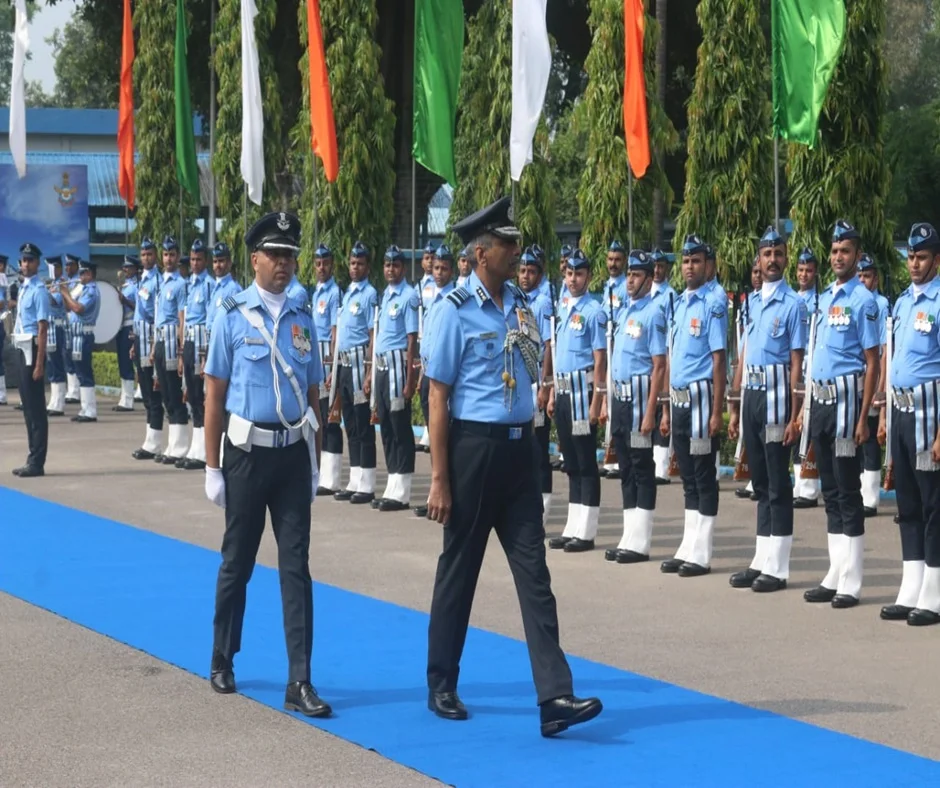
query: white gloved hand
205 467 226 508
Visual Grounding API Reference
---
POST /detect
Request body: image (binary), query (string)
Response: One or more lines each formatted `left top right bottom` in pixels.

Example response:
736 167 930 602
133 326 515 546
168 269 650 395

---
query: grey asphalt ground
1 392 938 786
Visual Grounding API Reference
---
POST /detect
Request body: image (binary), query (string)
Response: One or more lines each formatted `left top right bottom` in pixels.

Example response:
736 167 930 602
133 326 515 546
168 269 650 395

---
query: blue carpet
0 486 929 786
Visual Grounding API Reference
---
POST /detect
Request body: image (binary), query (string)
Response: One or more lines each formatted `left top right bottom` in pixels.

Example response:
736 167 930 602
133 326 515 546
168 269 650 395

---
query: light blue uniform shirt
375 280 419 354
205 284 323 424
121 278 138 324
742 284 807 366
207 274 243 332
421 281 455 362
70 281 101 326
604 274 628 323
336 279 378 352
134 268 160 323
797 288 817 310
185 270 211 325
419 273 437 312
536 275 552 301
156 271 187 328
652 281 678 322
425 271 537 424
872 290 889 346
49 278 68 320
890 277 940 389
311 277 341 343
810 278 880 381
13 277 51 335
670 288 728 388
703 278 727 309
555 294 607 374
286 274 309 310
612 294 667 380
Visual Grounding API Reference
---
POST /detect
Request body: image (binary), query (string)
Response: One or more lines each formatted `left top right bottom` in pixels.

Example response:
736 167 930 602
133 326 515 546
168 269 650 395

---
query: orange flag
623 0 650 179
307 0 338 182
118 0 135 209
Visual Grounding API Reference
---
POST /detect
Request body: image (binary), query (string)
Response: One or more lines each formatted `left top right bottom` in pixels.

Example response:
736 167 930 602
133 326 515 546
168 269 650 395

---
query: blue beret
45 255 63 266
314 244 333 259
560 244 573 258
179 256 190 266
190 238 206 253
857 253 876 272
212 242 231 258
162 235 179 251
435 244 453 261
423 241 437 254
78 259 97 273
682 234 707 256
530 243 546 262
651 248 670 264
798 247 817 264
832 219 860 243
909 223 940 252
384 244 404 262
567 249 590 270
705 244 717 261
628 249 653 273
450 196 521 245
245 211 301 253
20 242 41 259
140 236 156 251
350 240 369 258
520 246 542 267
64 253 81 265
759 226 785 249
122 255 140 268
608 240 626 254
458 246 469 258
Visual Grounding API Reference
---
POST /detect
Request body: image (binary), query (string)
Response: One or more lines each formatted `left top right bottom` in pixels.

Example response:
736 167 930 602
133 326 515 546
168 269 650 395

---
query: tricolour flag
118 0 136 209
509 0 551 182
240 0 265 205
9 0 29 178
306 0 338 182
623 0 650 179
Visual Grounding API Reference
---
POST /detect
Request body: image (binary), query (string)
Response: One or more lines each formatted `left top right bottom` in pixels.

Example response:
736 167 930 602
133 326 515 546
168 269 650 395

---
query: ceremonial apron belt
811 371 863 457
135 321 155 367
670 379 713 455
155 325 180 363
892 381 940 472
339 345 368 405
612 374 653 449
555 369 594 436
375 348 409 412
744 363 791 444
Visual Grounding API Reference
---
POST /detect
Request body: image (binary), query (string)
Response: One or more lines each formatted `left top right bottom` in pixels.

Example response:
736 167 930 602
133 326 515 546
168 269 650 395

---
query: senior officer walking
727 228 807 593
660 235 728 578
11 243 50 477
603 250 667 564
203 211 329 717
879 223 940 626
802 220 880 609
58 259 101 422
424 196 602 737
131 238 164 460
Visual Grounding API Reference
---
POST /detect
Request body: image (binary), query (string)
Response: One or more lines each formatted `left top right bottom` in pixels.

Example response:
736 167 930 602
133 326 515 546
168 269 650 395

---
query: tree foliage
47 16 119 108
448 0 555 256
673 0 772 290
787 0 898 291
576 0 679 283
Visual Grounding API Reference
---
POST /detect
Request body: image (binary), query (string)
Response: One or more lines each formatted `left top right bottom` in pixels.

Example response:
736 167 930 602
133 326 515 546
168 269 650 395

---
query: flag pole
124 202 129 253
313 153 319 253
243 182 249 284
773 136 781 234
207 0 217 247
628 168 634 249
411 158 417 283
179 184 184 246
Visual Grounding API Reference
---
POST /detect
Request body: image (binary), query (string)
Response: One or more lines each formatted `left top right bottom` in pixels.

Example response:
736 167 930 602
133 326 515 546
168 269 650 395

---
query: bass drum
94 281 124 345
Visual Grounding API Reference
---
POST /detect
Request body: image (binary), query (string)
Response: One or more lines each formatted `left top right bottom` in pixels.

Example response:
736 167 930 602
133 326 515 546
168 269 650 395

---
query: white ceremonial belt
76 325 95 335
184 324 207 341
338 346 367 366
670 387 691 407
612 380 633 401
554 370 594 394
228 413 305 449
892 388 916 413
122 318 134 328
155 325 177 339
52 317 67 328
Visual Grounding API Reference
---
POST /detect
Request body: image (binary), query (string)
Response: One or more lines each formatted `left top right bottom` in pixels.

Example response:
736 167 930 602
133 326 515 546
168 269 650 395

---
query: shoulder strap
447 287 471 308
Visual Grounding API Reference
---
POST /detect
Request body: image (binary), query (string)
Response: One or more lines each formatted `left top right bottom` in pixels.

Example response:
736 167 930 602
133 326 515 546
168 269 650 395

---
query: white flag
9 0 29 178
509 0 551 183
240 0 265 205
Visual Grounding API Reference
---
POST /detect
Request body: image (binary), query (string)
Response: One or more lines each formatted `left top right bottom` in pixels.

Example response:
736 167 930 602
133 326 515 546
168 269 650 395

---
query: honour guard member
63 253 82 404
517 247 555 521
333 241 379 503
309 245 344 495
878 223 940 625
604 249 667 563
601 242 628 479
131 238 164 460
153 236 191 464
207 242 243 331
660 235 728 577
650 248 677 484
727 228 807 592
203 210 330 717
0 254 8 405
793 247 822 507
114 255 140 411
58 259 101 423
733 256 763 500
803 220 880 608
11 244 50 476
456 247 471 288
547 249 607 553
424 196 602 736
857 253 889 516
371 245 420 511
179 239 212 470
43 255 69 415
417 241 439 452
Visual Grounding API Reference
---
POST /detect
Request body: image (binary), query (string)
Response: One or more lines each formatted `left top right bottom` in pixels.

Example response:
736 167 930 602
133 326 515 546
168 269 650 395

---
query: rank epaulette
447 287 472 308
222 297 239 313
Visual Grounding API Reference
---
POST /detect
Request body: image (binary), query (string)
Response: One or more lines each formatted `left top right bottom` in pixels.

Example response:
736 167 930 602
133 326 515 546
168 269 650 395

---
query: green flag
412 0 463 186
174 0 199 200
771 0 846 147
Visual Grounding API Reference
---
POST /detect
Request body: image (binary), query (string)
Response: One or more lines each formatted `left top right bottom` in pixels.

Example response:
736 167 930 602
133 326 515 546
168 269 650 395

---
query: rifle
328 290 343 424
602 279 617 466
883 266 895 491
665 290 681 477
798 284 820 470
369 303 380 425
733 283 750 481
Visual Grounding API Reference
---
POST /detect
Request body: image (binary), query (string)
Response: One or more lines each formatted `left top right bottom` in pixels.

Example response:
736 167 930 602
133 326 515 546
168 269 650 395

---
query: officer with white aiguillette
203 210 329 717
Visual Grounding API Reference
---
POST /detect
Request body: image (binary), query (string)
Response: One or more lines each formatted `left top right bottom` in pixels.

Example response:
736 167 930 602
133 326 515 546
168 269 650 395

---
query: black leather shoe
752 574 787 593
615 550 649 564
334 490 354 501
153 454 165 463
65 397 80 404
184 459 206 470
161 455 181 465
803 585 837 603
284 681 332 717
863 507 877 518
604 548 619 562
132 448 156 460
370 498 382 509
378 499 410 512
734 487 752 499
605 469 621 480
47 410 65 417
678 562 710 578
831 594 859 609
550 459 563 471
655 477 671 485
539 695 602 737
71 415 97 423
13 466 44 478
907 608 940 627
350 492 375 505
894 514 901 525
174 457 188 469
749 492 759 501
563 538 594 553
413 505 429 518
428 691 468 721
730 568 761 588
880 604 913 621
660 557 683 573
793 497 818 509
548 536 572 550
112 405 134 412
316 486 335 497
209 652 235 694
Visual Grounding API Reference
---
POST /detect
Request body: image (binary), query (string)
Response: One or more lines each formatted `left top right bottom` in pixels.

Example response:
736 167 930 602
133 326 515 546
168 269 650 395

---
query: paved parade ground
2 392 939 787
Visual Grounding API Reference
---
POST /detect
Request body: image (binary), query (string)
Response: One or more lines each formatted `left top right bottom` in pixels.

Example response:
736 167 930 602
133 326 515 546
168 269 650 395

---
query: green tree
787 0 898 291
576 0 679 283
448 0 555 255
674 0 773 290
47 17 119 108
